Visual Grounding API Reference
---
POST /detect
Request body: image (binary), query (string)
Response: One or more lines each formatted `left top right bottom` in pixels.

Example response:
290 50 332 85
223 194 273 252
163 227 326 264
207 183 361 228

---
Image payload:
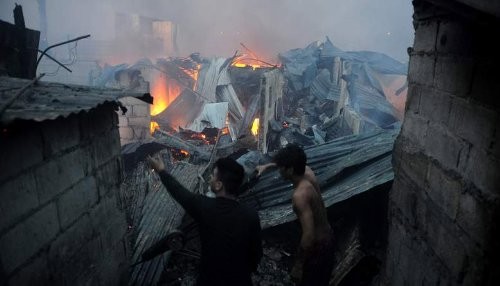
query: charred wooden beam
153 129 210 161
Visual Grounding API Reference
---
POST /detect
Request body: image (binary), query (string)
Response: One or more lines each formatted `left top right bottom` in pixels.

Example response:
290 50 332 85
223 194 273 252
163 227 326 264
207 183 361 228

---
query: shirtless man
257 144 334 285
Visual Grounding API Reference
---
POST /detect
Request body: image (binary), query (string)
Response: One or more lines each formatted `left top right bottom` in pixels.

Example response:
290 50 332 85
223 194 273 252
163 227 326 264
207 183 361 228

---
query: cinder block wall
385 1 500 285
0 103 129 285
118 97 151 146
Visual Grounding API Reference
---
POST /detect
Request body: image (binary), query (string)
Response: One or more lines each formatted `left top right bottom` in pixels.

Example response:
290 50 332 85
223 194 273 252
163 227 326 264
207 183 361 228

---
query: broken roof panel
195 57 227 102
188 102 228 132
239 129 398 229
0 76 150 124
310 69 341 101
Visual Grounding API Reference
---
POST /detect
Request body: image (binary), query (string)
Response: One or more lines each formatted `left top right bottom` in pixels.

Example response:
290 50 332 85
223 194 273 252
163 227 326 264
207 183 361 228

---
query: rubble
114 36 406 285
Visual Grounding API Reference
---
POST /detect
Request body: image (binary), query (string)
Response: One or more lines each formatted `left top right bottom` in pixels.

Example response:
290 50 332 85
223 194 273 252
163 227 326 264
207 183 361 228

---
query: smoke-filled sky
1 0 414 62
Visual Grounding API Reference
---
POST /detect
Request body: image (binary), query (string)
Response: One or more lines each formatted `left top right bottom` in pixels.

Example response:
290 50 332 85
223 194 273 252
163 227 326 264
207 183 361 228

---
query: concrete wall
385 0 500 285
118 97 151 146
0 103 129 285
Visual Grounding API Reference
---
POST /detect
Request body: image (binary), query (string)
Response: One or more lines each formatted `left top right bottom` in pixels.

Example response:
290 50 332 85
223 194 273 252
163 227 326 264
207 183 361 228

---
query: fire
180 150 189 156
150 121 160 134
150 75 183 116
232 60 262 70
221 127 230 135
182 64 201 82
251 118 259 136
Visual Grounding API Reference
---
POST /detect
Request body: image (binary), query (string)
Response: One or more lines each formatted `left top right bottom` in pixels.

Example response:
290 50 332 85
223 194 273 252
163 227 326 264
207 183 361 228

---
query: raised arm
255 162 277 176
148 156 200 218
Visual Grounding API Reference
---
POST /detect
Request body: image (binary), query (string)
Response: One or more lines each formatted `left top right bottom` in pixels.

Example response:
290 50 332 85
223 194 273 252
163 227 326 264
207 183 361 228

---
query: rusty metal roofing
239 128 398 229
0 76 150 124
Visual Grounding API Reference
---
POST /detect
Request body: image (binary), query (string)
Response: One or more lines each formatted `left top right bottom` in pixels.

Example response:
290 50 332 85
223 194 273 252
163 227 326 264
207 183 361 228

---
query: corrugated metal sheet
310 69 341 101
188 102 228 132
239 129 398 229
0 76 149 124
126 161 205 286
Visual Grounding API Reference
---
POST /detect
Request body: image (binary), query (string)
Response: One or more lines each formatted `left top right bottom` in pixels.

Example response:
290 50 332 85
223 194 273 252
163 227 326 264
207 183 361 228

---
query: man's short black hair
214 157 245 195
273 144 306 175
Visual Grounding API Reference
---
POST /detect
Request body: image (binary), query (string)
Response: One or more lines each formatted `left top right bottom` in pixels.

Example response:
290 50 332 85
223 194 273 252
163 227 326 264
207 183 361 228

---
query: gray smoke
0 0 414 62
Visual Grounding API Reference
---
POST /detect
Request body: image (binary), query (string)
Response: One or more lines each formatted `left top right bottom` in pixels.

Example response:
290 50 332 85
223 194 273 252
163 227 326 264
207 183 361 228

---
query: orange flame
150 121 160 134
251 118 259 136
150 75 183 116
182 64 201 82
180 150 189 156
231 53 276 70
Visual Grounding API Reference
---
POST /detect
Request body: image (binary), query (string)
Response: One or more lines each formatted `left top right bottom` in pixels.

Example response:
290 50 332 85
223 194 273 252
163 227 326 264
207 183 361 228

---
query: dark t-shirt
159 171 263 286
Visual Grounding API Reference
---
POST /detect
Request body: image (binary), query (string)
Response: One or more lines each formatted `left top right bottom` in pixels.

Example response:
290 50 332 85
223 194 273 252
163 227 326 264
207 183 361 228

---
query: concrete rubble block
8 253 50 286
413 20 438 53
0 173 38 232
57 176 98 229
0 203 59 274
0 128 44 181
35 148 86 204
407 54 435 86
419 89 452 125
464 147 500 198
40 115 80 156
424 123 470 173
434 56 474 97
48 214 93 270
425 162 462 220
448 97 497 149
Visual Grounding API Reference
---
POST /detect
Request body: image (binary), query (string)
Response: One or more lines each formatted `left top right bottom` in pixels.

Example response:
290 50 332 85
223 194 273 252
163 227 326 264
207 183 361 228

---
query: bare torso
292 174 332 245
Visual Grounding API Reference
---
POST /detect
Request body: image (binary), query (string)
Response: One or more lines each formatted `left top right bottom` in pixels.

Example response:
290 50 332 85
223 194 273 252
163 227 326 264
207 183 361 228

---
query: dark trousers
299 235 335 286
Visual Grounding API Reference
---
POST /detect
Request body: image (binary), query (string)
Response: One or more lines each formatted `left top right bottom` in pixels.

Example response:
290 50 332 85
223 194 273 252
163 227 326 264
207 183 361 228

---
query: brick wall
118 97 151 146
0 103 129 285
384 1 500 285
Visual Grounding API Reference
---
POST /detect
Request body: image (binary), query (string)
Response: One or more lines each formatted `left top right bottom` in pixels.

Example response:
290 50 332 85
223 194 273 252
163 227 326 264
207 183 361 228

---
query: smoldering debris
117 37 406 285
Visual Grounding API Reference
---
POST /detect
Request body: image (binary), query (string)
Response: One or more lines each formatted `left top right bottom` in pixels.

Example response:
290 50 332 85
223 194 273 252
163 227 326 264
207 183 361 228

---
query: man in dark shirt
148 155 263 286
